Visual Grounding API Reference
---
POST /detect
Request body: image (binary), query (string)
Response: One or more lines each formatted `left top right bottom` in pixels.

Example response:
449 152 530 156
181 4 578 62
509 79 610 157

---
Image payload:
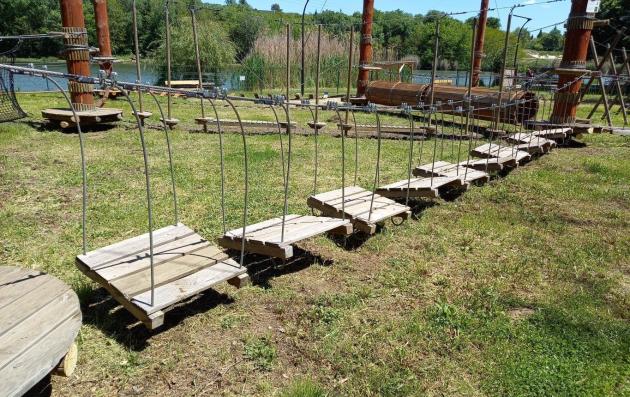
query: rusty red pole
356 0 374 97
59 0 94 109
551 0 596 124
93 0 113 76
472 0 489 87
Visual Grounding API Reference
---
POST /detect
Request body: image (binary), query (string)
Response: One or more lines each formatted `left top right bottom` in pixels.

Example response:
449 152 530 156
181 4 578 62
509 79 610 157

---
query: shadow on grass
243 248 333 289
77 286 234 351
22 119 119 134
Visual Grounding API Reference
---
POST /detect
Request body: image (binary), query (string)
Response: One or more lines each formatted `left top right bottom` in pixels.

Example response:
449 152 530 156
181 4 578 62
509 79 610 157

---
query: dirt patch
507 307 535 322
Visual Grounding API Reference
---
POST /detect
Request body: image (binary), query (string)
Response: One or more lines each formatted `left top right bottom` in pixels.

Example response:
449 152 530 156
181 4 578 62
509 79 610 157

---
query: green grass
0 93 629 396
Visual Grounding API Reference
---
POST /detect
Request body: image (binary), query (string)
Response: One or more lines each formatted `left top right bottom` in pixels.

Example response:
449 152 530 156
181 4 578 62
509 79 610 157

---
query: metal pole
93 0 113 76
190 6 207 127
165 0 173 121
345 28 354 126
472 0 489 87
131 0 144 114
301 0 310 97
495 8 514 129
513 16 532 71
357 0 374 97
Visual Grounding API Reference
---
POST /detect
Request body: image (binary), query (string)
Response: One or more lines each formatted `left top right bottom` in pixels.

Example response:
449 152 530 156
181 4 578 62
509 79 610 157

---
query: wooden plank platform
42 107 123 128
219 215 353 259
195 118 297 129
375 176 465 199
530 127 572 140
460 158 506 172
471 143 531 165
76 223 248 329
413 161 490 185
307 186 411 234
506 132 557 153
0 267 81 397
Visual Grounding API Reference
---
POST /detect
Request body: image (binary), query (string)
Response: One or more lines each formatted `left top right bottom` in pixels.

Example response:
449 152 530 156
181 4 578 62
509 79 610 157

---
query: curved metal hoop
43 76 88 255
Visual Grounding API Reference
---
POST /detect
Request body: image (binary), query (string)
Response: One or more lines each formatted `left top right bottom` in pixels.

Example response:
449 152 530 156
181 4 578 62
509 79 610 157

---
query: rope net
0 50 26 122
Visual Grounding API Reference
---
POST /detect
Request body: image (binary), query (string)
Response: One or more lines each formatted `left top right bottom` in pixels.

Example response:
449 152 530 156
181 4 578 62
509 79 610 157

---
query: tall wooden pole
356 0 374 97
93 0 113 76
551 0 597 124
59 0 94 110
472 0 489 87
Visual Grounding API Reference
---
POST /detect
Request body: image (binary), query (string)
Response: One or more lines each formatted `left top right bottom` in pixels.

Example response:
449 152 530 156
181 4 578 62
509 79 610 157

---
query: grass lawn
1 93 629 396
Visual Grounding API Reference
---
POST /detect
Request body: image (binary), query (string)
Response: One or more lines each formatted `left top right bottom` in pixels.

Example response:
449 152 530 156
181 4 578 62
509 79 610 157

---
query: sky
202 0 572 33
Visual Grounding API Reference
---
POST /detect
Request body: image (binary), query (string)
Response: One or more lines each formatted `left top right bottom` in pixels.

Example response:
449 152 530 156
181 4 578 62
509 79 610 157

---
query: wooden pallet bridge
470 143 531 167
414 161 490 186
307 186 411 234
0 267 81 397
506 132 558 154
76 223 249 330
375 176 465 199
219 215 352 260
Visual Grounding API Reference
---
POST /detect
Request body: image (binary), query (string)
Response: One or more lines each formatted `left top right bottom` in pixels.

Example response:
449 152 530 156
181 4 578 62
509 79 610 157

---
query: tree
487 17 501 29
271 4 281 12
151 17 235 78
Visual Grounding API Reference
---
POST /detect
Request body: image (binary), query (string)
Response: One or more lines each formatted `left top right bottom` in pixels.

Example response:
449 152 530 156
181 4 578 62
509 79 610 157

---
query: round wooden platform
42 107 123 129
0 266 82 397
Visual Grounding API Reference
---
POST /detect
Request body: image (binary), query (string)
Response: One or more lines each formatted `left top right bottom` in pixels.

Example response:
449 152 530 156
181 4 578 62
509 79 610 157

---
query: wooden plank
78 223 191 270
0 289 79 370
93 233 210 281
111 244 229 298
131 260 246 314
0 312 80 397
218 236 293 259
0 277 64 335
414 162 490 184
0 267 81 397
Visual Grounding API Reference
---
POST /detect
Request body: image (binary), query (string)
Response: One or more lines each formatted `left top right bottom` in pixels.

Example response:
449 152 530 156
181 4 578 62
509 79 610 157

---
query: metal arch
306 105 319 196
147 90 179 226
204 97 228 235
277 102 293 243
43 76 88 255
367 111 383 224
269 103 287 186
115 84 156 307
333 108 347 222
223 98 249 268
404 110 415 207
349 110 359 186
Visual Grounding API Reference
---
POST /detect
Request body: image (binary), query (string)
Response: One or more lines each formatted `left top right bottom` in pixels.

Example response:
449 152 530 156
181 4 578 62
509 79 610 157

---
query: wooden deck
307 186 411 234
0 267 81 397
461 158 506 172
76 223 248 330
219 215 353 259
375 176 465 199
471 143 531 165
506 133 557 154
42 107 123 128
531 127 572 140
413 161 490 185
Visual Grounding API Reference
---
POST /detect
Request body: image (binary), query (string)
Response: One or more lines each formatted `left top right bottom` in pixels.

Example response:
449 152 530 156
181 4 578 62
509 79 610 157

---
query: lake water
12 62 498 92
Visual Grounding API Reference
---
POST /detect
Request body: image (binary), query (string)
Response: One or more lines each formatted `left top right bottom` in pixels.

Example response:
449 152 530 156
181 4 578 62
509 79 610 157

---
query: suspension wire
404 108 415 207
43 76 88 255
279 102 292 243
147 90 179 225
116 84 156 307
190 5 207 131
131 0 145 115
205 97 228 234
368 111 382 223
351 109 359 186
334 109 347 222
224 99 249 268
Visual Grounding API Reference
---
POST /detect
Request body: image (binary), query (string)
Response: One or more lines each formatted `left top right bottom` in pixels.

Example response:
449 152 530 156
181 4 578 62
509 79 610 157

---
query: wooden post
472 0 489 87
551 0 599 124
59 0 94 110
93 0 113 76
586 38 613 125
356 0 374 97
